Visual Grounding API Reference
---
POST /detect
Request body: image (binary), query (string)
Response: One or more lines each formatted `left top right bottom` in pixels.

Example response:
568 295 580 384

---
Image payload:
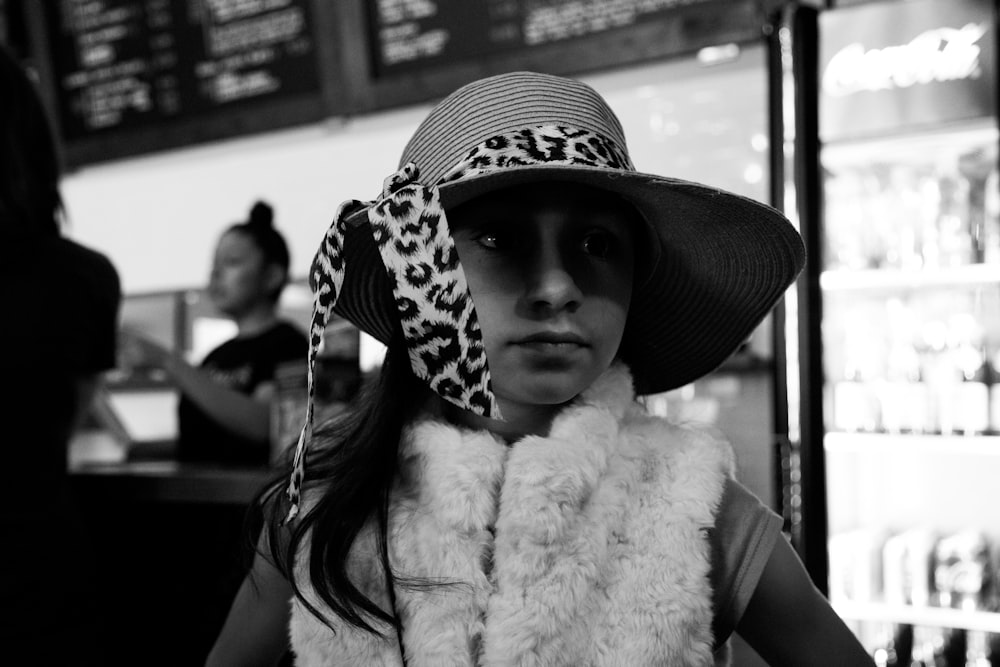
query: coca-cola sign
819 0 995 142
823 23 988 96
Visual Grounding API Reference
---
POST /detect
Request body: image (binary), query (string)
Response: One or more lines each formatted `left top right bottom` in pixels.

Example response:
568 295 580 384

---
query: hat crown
400 71 632 184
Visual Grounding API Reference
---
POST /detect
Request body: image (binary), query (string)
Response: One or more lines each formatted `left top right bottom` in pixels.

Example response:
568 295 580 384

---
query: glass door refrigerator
787 1 1000 664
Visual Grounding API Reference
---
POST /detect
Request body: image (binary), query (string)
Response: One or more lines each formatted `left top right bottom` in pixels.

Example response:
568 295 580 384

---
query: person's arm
159 350 273 441
120 329 271 442
736 535 875 666
205 534 293 667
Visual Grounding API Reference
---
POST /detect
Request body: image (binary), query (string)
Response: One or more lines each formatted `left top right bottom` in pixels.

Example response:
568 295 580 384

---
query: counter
70 459 276 504
68 438 280 665
69 429 278 504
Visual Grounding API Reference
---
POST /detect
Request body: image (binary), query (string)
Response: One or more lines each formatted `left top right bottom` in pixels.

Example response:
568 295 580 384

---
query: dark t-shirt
1 235 121 490
1 234 120 657
177 320 307 466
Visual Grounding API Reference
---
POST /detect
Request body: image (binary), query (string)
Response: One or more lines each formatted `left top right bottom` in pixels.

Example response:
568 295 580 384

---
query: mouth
515 331 588 350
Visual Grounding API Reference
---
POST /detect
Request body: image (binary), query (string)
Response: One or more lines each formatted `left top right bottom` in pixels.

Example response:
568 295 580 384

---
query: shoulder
55 239 122 309
273 320 308 340
53 237 120 280
709 478 784 642
712 478 783 564
265 321 309 352
206 336 240 356
17 236 120 292
50 238 121 313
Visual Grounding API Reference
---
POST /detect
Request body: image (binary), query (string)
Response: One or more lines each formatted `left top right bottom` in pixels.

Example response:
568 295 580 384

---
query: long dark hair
256 330 423 635
0 45 62 239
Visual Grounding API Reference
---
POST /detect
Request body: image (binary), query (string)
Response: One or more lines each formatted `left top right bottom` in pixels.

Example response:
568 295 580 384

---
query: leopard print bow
285 163 497 522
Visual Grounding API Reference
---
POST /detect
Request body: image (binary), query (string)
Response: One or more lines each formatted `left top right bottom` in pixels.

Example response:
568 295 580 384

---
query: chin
500 373 596 407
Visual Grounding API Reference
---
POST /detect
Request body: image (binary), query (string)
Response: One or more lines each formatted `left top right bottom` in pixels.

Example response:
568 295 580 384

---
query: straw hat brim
333 163 804 395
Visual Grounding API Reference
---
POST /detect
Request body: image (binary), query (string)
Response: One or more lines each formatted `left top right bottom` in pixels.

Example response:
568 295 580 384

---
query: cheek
466 290 510 356
233 266 262 289
586 266 633 316
584 274 632 357
216 272 241 294
458 257 509 332
590 297 630 350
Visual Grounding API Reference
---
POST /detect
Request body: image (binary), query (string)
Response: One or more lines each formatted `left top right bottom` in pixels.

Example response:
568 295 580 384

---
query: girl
208 71 874 666
122 201 307 466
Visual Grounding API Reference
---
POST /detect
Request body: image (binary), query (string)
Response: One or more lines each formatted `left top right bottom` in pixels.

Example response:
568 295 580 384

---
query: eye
581 230 613 258
472 229 515 251
477 232 502 249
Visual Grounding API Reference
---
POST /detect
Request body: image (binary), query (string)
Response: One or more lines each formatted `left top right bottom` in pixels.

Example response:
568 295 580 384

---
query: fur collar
290 364 733 666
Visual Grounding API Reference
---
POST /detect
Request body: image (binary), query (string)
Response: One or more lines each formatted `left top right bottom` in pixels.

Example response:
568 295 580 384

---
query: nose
524 248 582 314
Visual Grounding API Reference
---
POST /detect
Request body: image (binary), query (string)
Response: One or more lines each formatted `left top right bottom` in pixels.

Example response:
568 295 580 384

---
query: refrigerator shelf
820 264 1000 293
820 122 999 169
825 431 1000 457
833 601 1000 633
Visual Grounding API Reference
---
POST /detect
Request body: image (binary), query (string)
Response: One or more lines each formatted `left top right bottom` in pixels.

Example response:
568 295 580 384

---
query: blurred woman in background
122 201 308 467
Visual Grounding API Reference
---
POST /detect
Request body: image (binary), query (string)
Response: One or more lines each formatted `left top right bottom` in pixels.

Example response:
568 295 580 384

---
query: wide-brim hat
330 71 804 396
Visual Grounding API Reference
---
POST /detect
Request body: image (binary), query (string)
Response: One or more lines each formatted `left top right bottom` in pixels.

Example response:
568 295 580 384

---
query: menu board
368 0 718 76
0 0 10 45
42 0 321 141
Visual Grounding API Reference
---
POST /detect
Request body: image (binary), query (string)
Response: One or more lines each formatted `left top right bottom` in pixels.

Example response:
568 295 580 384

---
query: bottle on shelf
990 346 1000 435
948 314 991 437
917 319 955 435
936 170 975 268
983 166 1000 265
872 622 913 666
881 299 930 434
832 323 882 433
920 174 944 270
958 149 995 265
986 633 1000 666
829 528 886 605
934 531 994 613
868 163 904 270
941 626 969 667
932 530 996 667
964 630 995 667
883 528 937 609
908 625 947 667
892 165 931 271
824 166 870 271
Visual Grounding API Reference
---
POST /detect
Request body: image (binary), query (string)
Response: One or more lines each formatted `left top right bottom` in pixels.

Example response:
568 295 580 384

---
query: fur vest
289 364 734 666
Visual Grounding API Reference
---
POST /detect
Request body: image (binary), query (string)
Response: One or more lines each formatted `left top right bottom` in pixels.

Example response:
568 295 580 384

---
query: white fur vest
289 364 734 666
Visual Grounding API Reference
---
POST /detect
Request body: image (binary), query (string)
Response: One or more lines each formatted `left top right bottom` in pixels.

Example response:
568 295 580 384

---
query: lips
516 331 588 347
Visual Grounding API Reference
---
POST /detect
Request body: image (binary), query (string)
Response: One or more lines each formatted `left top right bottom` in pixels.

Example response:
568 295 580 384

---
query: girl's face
209 230 272 317
449 182 637 424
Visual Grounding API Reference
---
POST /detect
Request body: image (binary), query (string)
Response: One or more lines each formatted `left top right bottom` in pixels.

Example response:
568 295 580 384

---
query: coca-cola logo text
823 22 988 97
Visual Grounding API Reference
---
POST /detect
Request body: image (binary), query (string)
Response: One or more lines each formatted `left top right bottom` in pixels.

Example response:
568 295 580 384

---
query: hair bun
248 201 274 228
